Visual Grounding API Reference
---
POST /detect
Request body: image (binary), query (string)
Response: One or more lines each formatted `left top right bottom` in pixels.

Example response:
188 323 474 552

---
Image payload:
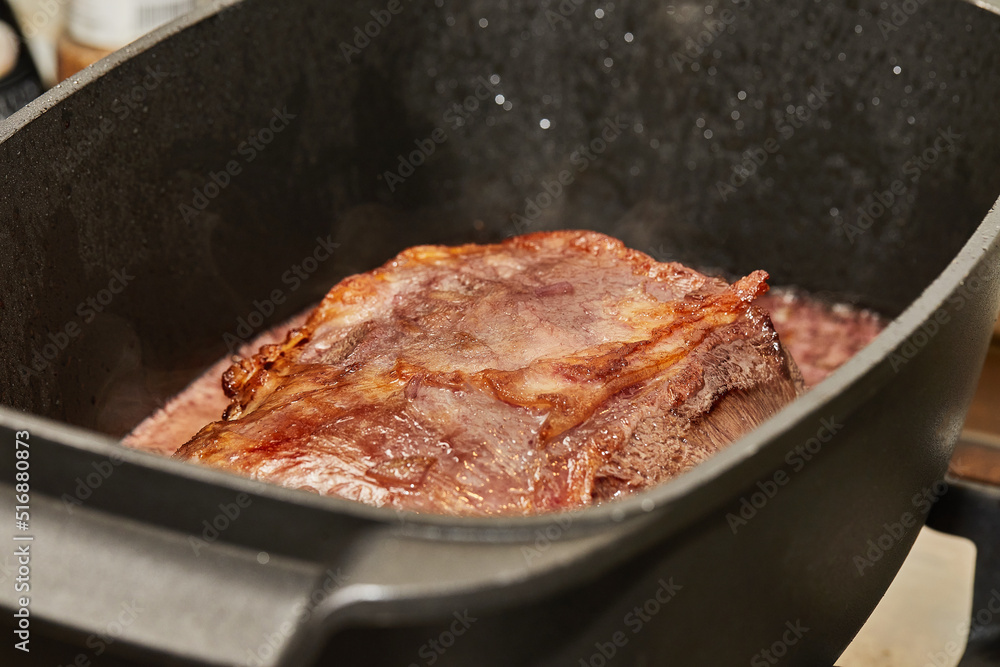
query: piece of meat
122 311 312 457
173 230 803 515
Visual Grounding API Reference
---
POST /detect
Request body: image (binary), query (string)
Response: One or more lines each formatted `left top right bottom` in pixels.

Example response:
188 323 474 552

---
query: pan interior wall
1 0 999 432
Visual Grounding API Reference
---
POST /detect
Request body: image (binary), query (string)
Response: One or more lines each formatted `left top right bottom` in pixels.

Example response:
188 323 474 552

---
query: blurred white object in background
7 0 62 86
0 18 18 76
66 0 195 50
58 0 196 80
8 0 204 86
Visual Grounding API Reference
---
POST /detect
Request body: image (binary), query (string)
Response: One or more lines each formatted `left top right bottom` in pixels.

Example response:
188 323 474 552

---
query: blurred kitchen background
5 0 207 88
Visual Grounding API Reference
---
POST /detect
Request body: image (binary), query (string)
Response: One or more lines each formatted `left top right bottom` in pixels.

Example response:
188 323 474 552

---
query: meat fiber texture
174 231 803 516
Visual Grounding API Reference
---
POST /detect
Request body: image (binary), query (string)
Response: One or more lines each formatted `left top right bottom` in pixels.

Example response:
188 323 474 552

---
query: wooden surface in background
963 342 1000 436
951 316 1000 485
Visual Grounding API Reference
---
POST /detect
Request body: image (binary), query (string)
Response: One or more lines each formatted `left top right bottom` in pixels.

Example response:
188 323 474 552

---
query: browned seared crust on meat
174 230 803 515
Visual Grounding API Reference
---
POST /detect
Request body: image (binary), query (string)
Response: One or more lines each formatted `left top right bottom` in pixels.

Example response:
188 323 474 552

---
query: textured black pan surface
1 1 1000 666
